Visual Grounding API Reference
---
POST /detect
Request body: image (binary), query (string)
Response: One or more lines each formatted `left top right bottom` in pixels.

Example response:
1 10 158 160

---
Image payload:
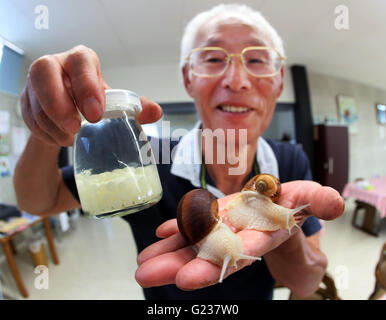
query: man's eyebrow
201 38 225 47
200 37 269 48
246 39 269 47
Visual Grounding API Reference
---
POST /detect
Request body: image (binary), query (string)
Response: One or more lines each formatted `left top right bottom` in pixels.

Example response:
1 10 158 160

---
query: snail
177 189 261 283
225 174 310 234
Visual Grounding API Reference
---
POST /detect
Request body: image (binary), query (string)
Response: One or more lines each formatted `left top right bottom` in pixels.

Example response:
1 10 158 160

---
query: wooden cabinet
313 125 349 194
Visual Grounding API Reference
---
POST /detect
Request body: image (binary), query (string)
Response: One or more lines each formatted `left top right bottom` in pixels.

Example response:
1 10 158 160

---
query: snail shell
242 173 281 202
177 189 219 244
226 174 310 233
177 189 260 283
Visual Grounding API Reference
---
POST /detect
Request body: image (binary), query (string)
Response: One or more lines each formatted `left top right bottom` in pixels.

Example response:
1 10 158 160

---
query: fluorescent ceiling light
0 36 24 56
377 104 386 112
0 43 3 65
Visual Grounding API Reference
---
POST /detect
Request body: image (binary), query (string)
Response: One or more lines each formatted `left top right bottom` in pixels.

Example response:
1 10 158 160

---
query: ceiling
1 0 385 90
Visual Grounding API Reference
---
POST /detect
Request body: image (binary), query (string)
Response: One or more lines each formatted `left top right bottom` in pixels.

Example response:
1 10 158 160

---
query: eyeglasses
185 46 286 78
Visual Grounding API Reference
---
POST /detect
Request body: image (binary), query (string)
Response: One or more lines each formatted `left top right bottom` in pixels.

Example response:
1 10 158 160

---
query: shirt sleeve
61 165 80 202
301 216 322 236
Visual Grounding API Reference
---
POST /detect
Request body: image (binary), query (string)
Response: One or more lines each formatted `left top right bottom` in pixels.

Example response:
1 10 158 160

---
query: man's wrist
29 134 62 153
267 227 304 257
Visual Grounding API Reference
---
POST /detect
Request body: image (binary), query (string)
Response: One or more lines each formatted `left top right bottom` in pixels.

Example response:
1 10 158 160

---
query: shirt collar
170 121 279 198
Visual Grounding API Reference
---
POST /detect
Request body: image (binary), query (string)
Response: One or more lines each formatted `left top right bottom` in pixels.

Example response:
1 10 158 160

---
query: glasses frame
185 46 287 78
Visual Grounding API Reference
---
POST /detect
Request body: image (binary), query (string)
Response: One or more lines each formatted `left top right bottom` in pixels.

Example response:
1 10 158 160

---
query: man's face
183 20 284 144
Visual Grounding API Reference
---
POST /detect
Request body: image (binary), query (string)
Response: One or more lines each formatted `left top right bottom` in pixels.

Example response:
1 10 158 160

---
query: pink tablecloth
342 176 386 218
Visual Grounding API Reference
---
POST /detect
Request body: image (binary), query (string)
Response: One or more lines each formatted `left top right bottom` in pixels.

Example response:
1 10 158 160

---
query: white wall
102 64 295 104
0 57 31 205
308 72 386 182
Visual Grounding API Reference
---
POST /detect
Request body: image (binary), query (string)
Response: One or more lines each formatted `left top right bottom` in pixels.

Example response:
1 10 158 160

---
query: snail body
226 191 309 232
225 174 310 234
196 218 260 283
177 189 260 283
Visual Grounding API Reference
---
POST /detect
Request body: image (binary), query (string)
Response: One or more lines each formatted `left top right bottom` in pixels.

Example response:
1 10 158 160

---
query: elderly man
14 4 343 300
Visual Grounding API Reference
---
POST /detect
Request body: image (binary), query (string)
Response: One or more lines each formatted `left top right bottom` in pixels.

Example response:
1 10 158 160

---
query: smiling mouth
217 105 252 113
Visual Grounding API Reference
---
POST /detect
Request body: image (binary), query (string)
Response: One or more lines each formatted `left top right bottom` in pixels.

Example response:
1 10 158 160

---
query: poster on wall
12 126 27 155
0 111 11 177
337 95 358 134
0 133 10 177
0 111 10 134
0 156 10 177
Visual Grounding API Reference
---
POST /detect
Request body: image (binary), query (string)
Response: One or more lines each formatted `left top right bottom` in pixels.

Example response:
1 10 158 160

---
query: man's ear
274 65 285 99
182 65 194 98
278 66 284 96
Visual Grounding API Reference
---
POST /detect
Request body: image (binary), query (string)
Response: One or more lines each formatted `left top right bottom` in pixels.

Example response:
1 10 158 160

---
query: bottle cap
105 89 142 115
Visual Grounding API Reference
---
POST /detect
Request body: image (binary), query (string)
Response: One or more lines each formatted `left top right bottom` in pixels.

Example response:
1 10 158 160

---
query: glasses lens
189 49 228 76
242 48 282 76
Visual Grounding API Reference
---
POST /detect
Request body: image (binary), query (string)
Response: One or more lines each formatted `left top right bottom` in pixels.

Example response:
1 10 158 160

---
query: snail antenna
219 254 231 283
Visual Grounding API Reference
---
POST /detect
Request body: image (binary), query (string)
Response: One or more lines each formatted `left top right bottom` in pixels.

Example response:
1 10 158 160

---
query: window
0 38 24 96
0 43 4 65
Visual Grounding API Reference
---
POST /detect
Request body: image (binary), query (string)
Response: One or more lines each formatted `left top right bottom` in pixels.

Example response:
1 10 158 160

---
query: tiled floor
274 199 386 300
0 214 144 300
1 199 385 300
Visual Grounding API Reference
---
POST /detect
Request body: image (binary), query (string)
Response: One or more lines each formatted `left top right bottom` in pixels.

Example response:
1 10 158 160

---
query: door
314 125 349 194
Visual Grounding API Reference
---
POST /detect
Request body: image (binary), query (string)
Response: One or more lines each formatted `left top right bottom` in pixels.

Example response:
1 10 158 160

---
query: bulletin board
0 96 28 178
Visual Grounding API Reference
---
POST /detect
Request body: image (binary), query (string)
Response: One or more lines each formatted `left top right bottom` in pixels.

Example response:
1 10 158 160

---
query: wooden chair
368 242 386 300
351 201 381 236
351 178 381 236
0 217 59 298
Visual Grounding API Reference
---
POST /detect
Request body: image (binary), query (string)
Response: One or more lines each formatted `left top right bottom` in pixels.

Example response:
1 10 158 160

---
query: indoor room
0 0 385 302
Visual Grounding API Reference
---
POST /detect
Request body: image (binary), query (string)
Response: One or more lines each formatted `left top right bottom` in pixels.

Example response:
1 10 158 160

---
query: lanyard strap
200 158 260 190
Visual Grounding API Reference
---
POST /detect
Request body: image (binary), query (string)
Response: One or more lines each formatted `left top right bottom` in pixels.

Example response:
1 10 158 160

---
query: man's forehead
194 21 272 49
201 37 268 48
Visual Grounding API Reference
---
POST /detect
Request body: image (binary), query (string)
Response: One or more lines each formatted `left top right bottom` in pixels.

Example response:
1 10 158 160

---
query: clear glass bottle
73 89 162 219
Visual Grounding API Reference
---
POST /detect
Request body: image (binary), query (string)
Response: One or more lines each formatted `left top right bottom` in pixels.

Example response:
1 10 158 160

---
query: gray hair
180 4 285 69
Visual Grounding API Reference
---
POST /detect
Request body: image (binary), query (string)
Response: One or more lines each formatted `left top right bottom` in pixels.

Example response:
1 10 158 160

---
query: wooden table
0 217 59 298
342 176 386 236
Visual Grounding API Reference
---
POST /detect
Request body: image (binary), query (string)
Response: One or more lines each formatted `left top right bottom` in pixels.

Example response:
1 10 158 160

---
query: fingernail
62 118 81 134
83 96 102 122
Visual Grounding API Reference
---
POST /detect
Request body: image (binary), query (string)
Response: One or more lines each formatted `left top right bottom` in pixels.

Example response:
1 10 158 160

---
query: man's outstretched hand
135 180 344 290
22 45 162 147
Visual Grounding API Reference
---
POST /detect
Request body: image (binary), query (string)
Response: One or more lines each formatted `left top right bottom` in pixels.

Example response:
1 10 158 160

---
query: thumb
277 181 345 221
137 96 163 124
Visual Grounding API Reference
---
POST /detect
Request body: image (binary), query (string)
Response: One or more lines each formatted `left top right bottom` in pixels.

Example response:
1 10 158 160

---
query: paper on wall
0 111 10 134
0 155 10 177
12 126 27 154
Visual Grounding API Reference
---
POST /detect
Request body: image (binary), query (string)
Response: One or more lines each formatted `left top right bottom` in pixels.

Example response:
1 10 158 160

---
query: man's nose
221 57 252 91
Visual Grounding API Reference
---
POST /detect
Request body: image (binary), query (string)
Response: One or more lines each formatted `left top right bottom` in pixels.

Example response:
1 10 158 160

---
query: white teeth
220 105 250 113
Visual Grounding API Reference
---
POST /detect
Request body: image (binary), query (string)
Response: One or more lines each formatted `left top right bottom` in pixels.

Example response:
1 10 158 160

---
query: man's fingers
25 45 159 147
217 193 239 213
21 87 57 145
136 96 163 124
60 46 106 123
175 228 291 290
237 228 292 258
135 247 196 288
155 219 179 238
28 55 82 137
137 232 187 265
27 83 74 146
176 258 223 290
278 181 345 221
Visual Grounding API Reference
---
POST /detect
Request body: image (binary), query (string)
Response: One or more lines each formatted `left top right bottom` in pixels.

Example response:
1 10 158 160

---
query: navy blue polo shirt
62 137 321 300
